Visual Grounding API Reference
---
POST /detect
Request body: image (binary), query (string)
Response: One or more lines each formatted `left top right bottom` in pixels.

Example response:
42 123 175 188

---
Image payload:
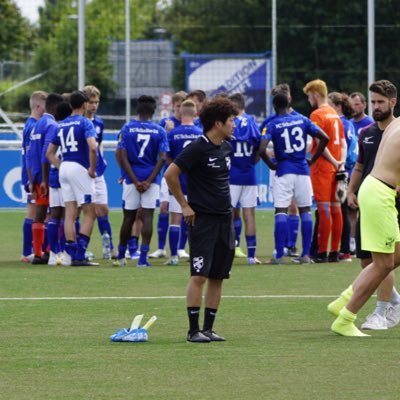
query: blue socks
274 213 288 259
97 215 114 250
300 212 313 257
22 218 33 256
169 225 180 257
157 213 169 250
139 244 150 264
128 236 138 256
287 215 299 248
47 218 60 254
76 234 90 261
179 219 187 250
246 235 256 258
234 217 242 246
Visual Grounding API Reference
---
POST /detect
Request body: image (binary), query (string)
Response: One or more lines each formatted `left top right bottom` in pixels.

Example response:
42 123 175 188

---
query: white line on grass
0 295 343 301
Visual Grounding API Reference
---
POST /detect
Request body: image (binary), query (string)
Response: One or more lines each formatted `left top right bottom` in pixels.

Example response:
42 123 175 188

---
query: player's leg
339 199 352 261
21 194 35 262
127 209 142 259
177 218 189 258
166 207 182 266
239 185 259 264
287 199 300 257
32 202 48 264
94 176 115 259
137 183 159 267
149 177 169 258
201 216 234 341
230 184 246 257
270 175 293 263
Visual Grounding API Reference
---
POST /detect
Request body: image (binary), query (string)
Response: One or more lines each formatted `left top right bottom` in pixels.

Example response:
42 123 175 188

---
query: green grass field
1 210 399 400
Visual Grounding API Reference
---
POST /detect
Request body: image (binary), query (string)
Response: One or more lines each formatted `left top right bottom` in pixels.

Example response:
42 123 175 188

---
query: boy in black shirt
165 97 238 343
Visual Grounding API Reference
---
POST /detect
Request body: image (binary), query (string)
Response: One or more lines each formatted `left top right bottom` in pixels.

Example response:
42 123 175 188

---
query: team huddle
19 78 400 339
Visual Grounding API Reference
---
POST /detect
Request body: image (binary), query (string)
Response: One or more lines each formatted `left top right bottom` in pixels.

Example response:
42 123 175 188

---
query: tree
0 0 35 61
33 0 158 96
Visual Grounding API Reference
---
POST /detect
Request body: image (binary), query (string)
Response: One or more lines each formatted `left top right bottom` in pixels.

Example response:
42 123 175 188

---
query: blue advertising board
0 147 273 208
183 52 272 118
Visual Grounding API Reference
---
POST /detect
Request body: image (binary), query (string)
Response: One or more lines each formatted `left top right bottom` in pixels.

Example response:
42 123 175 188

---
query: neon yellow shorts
358 175 400 253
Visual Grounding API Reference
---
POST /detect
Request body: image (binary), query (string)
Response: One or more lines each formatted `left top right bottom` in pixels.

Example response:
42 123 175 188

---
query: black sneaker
313 252 328 263
41 252 49 263
287 247 299 257
71 259 100 267
32 255 47 265
201 330 226 342
328 251 339 263
187 330 211 343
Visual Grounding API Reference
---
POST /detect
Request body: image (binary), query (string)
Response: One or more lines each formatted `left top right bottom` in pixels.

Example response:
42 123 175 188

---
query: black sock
203 308 217 331
187 307 200 334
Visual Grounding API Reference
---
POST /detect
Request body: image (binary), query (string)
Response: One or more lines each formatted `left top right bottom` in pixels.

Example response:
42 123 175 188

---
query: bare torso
371 117 400 188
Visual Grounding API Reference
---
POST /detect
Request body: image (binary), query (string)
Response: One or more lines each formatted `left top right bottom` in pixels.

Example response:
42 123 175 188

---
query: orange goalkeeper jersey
310 104 344 173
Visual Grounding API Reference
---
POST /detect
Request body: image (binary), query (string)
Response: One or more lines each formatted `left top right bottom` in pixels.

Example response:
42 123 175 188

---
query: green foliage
0 80 40 114
33 0 158 96
0 0 35 61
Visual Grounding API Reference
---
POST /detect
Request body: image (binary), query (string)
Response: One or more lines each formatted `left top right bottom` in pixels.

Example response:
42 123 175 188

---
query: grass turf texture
1 209 399 400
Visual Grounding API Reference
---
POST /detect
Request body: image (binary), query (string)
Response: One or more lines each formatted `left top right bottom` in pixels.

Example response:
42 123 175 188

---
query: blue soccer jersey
118 119 169 184
29 113 59 184
229 113 261 185
52 115 97 169
168 124 203 194
351 115 374 137
263 113 321 177
21 117 37 187
259 109 300 136
91 115 106 177
159 115 181 130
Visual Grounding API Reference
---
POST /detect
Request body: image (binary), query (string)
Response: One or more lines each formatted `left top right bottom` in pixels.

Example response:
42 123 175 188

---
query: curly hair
199 97 238 133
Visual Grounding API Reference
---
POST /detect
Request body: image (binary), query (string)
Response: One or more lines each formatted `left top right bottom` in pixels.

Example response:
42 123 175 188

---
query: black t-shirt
173 135 232 216
357 122 383 182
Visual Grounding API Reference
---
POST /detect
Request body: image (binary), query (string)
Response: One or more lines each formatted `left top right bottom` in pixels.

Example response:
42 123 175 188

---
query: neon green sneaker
331 307 370 337
235 246 247 258
327 285 353 316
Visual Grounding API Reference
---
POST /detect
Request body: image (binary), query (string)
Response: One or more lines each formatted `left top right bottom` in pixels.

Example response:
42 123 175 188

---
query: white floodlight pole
125 0 131 122
271 0 277 89
78 0 85 88
367 0 375 116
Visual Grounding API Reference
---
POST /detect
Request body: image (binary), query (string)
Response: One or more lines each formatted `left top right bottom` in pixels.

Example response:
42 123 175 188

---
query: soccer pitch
1 210 399 400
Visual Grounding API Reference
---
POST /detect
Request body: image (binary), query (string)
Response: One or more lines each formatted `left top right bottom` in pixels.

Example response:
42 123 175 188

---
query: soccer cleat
177 249 190 258
331 317 370 337
20 254 34 263
164 256 179 266
61 251 71 266
235 246 247 258
137 261 152 268
148 249 167 258
267 257 285 265
129 251 141 260
85 251 95 261
187 330 211 343
339 253 353 262
361 312 388 330
313 252 328 263
247 257 262 265
32 255 48 265
292 255 314 264
48 251 59 266
201 330 226 342
102 233 112 260
327 285 353 316
112 258 127 267
71 259 99 267
386 304 400 328
287 247 299 257
328 251 339 263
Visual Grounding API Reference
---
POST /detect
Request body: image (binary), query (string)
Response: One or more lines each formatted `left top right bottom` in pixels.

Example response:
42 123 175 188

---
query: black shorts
188 214 235 280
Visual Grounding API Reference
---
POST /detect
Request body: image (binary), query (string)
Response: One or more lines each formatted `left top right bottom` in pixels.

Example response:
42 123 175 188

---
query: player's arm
347 161 363 209
258 139 277 170
164 163 195 225
119 148 139 186
86 136 97 178
321 147 343 170
308 129 329 166
339 137 347 166
41 147 50 196
46 143 61 169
